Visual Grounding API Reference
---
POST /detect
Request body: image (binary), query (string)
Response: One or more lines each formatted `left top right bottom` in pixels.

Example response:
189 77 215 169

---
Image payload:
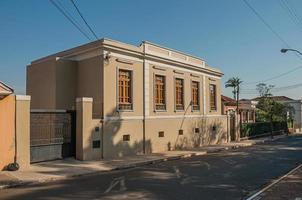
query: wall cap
16 95 31 101
76 97 93 102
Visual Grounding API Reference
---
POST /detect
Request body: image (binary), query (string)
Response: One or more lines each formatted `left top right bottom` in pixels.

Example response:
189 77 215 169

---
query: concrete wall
0 95 30 170
0 95 15 170
27 58 57 109
76 98 102 160
15 95 31 169
77 56 103 117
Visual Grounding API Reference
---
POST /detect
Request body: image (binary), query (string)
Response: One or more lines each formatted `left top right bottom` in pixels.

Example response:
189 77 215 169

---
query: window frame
191 81 200 111
175 78 185 111
117 68 134 112
209 84 217 111
154 74 167 111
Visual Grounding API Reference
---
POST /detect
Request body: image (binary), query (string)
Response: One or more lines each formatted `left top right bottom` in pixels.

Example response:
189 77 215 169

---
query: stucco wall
0 95 15 170
27 58 57 109
145 116 228 153
77 56 103 117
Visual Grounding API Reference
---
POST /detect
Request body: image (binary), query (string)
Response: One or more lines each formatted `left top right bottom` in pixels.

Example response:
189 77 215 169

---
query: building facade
27 39 229 159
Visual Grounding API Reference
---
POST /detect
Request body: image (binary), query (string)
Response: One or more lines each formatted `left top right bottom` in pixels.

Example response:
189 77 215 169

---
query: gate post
76 97 102 161
15 95 31 169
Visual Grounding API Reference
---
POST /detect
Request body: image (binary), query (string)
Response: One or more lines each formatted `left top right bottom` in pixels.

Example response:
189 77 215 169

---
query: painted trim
76 97 93 102
153 73 167 112
30 109 68 113
144 62 150 116
116 67 134 112
145 60 221 79
103 114 227 121
147 114 226 119
15 95 31 101
203 75 206 114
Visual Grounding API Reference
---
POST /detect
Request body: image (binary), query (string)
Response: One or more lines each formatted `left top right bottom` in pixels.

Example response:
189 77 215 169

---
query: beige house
27 38 229 160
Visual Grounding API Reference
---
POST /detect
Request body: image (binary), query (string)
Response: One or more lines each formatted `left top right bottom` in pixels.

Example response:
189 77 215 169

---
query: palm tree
225 77 242 114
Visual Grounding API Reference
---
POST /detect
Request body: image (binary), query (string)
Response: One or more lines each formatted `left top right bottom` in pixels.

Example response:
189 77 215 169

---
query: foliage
256 98 289 122
225 77 242 114
241 121 288 138
225 77 242 100
255 83 294 123
256 83 274 97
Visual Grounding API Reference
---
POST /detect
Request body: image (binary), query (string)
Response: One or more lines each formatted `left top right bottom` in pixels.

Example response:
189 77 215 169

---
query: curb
245 164 302 200
0 134 290 190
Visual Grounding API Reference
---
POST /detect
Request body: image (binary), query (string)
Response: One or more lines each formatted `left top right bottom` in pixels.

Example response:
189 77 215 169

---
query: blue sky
1 0 302 99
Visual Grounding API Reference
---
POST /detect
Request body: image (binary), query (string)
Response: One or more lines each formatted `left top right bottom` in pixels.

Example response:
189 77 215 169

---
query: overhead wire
49 0 92 41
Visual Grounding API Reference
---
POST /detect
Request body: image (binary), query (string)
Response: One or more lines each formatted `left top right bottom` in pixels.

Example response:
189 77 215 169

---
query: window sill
154 110 167 113
174 110 185 112
117 109 134 113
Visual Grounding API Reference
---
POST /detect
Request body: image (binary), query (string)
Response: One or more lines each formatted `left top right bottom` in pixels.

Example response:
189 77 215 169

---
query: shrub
241 121 288 138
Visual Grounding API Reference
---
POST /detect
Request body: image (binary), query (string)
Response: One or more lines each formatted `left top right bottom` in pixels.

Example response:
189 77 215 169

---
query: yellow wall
0 95 15 170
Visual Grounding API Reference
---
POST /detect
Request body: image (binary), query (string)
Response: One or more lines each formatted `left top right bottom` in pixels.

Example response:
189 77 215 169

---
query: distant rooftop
252 96 294 101
0 81 13 96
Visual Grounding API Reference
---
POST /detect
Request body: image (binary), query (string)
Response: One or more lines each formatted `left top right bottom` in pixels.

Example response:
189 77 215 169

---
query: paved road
1 135 302 200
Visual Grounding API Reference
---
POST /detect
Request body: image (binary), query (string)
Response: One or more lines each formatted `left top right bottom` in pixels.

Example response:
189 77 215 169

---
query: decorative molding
190 73 200 78
15 95 31 101
144 63 150 116
103 114 227 121
116 58 134 64
76 97 93 102
173 70 184 75
30 109 68 113
153 65 166 71
146 60 221 80
146 114 226 119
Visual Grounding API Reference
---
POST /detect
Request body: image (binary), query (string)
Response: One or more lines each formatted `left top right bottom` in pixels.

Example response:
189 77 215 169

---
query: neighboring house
221 95 256 123
27 38 228 159
0 81 31 170
252 96 302 132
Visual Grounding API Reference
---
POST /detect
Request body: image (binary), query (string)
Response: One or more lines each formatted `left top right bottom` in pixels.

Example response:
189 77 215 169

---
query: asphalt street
1 135 302 200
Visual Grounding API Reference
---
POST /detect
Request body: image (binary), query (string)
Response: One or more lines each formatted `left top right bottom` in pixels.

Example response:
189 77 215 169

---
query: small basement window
179 129 184 135
158 131 165 137
93 140 101 148
123 134 130 141
194 128 200 133
212 126 216 132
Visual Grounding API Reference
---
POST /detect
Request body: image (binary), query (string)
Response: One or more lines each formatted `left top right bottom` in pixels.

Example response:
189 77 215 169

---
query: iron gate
30 110 76 163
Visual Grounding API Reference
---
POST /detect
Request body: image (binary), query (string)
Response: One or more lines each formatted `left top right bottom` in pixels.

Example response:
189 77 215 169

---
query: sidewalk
0 134 288 190
246 164 302 200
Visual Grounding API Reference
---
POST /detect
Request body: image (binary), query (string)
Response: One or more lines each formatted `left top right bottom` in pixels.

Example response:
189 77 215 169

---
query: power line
278 0 302 32
55 0 91 37
70 0 99 40
243 65 302 85
49 0 92 41
242 0 302 61
241 82 302 94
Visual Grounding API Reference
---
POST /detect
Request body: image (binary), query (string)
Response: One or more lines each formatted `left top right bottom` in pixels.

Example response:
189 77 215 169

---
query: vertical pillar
235 112 241 141
76 97 101 160
15 95 31 169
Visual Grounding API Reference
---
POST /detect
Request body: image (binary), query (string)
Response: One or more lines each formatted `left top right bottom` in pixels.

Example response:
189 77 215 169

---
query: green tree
256 83 291 138
225 77 242 114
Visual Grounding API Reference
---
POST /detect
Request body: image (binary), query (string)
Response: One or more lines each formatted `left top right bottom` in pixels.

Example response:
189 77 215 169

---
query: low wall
0 95 15 170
